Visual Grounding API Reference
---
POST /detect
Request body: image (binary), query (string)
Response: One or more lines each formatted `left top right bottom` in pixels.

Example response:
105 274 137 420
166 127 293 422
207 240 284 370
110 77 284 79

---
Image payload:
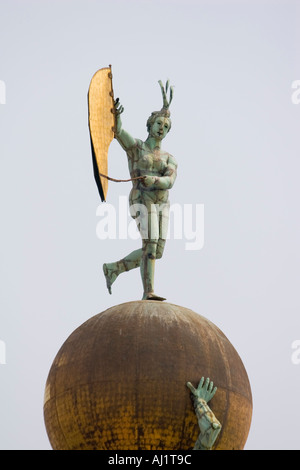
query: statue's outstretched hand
113 98 136 148
114 98 124 116
187 377 217 404
113 98 125 136
187 377 221 450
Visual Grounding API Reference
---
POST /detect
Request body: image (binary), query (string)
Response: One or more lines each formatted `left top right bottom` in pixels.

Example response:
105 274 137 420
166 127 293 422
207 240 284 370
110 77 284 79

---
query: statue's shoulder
136 139 145 149
127 138 144 153
125 139 144 159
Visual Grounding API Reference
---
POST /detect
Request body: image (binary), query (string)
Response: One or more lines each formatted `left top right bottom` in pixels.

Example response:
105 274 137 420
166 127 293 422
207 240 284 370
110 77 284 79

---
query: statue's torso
127 139 171 179
127 139 171 205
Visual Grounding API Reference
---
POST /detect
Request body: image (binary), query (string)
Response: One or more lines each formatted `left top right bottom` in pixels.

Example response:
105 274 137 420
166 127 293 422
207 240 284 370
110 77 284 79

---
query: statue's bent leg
103 249 142 294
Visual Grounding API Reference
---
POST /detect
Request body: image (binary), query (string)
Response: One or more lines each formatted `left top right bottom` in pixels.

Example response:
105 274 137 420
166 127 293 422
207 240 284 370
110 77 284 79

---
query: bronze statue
102 80 177 301
187 377 222 450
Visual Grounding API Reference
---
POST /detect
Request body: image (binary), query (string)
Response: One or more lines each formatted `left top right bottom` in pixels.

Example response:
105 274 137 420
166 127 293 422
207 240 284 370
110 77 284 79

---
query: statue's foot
103 263 118 295
142 293 166 301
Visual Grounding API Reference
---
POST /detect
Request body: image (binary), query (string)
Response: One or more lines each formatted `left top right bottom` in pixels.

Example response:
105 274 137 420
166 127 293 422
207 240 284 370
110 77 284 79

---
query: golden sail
88 66 115 202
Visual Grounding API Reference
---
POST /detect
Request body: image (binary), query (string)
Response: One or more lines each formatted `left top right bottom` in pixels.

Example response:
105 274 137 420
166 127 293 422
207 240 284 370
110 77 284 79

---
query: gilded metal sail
88 66 115 201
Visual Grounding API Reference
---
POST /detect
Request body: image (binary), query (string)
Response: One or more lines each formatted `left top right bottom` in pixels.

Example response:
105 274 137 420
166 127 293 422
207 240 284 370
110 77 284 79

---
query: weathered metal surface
88 65 115 202
44 301 252 450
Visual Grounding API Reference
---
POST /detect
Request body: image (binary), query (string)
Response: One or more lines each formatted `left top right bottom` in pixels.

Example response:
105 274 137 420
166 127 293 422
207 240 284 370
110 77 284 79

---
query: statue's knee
156 240 166 260
143 241 158 259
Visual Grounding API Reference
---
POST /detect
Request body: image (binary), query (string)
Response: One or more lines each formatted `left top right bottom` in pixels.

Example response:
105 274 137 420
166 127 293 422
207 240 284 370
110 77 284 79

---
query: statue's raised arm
113 98 137 151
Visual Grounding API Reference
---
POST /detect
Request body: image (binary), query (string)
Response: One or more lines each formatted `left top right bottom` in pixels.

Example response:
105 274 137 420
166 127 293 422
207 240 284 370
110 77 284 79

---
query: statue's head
146 110 171 136
147 80 173 136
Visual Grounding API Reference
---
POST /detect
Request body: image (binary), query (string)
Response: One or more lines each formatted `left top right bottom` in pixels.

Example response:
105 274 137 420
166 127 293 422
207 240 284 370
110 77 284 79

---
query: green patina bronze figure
187 377 222 450
103 80 177 301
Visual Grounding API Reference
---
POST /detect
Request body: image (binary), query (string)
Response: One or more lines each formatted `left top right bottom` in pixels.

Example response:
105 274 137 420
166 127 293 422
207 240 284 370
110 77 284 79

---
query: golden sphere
44 301 252 450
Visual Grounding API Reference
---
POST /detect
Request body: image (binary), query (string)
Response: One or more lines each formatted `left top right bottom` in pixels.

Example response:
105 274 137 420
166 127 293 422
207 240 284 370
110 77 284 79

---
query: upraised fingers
210 386 218 400
198 377 205 390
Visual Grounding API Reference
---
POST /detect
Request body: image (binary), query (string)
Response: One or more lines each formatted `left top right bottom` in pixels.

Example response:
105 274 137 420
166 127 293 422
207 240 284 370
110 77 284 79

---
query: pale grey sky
0 0 300 450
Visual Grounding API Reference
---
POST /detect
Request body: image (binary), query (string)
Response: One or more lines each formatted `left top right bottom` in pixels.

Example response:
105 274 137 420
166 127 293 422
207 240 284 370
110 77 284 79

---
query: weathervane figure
89 72 177 301
104 81 177 301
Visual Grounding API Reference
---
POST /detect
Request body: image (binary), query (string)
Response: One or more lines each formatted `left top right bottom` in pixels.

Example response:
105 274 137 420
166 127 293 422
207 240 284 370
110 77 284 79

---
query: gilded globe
44 301 252 450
